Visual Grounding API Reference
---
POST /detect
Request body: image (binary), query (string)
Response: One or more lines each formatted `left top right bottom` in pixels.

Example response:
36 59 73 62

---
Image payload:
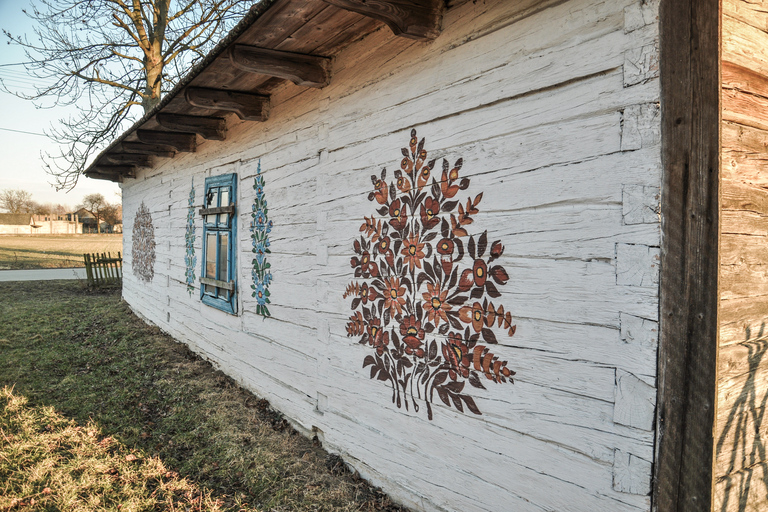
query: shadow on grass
0 280 405 512
1 386 228 510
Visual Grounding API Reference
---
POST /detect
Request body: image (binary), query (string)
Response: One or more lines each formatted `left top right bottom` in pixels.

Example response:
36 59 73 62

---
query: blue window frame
200 173 237 314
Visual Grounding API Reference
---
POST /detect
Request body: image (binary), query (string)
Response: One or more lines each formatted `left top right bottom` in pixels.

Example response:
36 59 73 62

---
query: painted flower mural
184 180 197 295
250 161 273 316
344 129 517 420
132 201 156 282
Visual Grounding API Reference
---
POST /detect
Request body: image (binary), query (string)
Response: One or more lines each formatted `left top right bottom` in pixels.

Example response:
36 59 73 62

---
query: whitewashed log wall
120 0 661 510
716 1 768 511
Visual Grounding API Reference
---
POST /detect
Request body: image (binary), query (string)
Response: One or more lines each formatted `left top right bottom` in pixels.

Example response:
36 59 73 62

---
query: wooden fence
83 252 122 288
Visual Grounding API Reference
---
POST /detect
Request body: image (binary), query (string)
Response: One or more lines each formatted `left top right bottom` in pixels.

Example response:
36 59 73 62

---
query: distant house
72 207 122 233
0 213 82 235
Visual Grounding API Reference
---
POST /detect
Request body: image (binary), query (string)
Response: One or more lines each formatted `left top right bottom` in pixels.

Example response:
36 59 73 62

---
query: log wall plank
716 5 768 511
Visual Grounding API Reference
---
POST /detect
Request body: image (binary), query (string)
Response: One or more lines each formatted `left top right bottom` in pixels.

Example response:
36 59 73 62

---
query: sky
0 0 122 210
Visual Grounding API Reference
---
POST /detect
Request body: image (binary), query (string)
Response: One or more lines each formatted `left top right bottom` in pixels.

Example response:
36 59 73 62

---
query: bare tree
41 202 73 216
78 193 109 233
29 201 49 215
0 189 36 213
101 203 122 230
2 0 253 190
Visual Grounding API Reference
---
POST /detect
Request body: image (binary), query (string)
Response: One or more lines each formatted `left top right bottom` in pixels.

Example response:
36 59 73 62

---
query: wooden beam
101 153 154 167
184 87 270 121
322 0 443 41
228 44 332 88
85 172 123 183
653 0 720 510
120 141 177 158
156 113 227 141
87 165 136 180
136 130 197 152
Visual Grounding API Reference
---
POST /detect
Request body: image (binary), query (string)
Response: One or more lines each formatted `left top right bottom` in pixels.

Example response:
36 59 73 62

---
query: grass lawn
0 281 405 511
0 234 123 270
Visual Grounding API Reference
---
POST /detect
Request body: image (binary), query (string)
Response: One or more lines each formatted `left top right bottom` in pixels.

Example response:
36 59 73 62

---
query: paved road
0 268 88 282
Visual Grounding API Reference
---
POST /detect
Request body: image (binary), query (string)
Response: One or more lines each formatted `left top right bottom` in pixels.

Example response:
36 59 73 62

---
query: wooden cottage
84 0 767 510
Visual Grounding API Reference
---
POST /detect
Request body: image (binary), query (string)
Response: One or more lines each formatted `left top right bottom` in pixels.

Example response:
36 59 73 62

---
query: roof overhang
84 0 445 182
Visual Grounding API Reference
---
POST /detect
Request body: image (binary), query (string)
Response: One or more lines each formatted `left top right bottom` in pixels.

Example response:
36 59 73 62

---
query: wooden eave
84 0 445 182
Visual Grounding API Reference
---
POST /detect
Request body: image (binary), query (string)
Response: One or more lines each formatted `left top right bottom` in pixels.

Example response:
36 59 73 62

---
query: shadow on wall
716 323 768 511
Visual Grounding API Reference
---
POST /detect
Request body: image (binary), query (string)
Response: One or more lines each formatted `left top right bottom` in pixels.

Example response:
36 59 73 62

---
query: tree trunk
142 0 169 113
143 56 163 112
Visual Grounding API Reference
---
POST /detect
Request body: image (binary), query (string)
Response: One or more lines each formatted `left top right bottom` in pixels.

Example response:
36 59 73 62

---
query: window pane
218 233 228 282
206 233 217 295
219 188 230 225
206 187 219 224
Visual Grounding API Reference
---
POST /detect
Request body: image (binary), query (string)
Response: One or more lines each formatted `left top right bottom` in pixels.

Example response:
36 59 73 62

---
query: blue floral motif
254 239 269 266
250 161 272 316
184 179 197 295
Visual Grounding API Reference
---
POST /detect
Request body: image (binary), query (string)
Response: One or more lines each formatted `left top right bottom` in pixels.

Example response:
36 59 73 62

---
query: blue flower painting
250 161 273 316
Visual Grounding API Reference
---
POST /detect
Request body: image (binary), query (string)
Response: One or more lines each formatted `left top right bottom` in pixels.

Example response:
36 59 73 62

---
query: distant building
72 207 122 233
0 213 82 235
72 208 99 233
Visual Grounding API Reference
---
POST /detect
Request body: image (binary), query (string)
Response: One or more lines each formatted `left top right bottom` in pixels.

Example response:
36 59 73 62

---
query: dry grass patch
0 281 407 511
0 234 122 269
0 387 225 511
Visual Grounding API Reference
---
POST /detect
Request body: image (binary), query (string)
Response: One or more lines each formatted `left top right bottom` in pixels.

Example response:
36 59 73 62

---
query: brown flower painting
344 129 517 420
132 201 156 283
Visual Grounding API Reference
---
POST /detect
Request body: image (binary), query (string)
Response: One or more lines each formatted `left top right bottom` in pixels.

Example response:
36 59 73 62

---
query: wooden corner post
654 0 721 511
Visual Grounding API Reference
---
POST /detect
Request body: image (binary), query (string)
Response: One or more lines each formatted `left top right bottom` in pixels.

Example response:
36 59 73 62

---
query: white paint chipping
613 449 652 495
620 312 658 349
622 184 660 225
614 370 656 431
616 243 660 287
621 103 661 151
624 43 660 87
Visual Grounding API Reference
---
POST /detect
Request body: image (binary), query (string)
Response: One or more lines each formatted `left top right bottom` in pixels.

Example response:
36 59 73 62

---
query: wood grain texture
653 0 720 511
100 153 154 167
184 88 270 121
120 141 177 157
136 130 197 152
322 0 444 40
155 113 227 141
86 165 135 181
716 3 768 511
228 45 332 88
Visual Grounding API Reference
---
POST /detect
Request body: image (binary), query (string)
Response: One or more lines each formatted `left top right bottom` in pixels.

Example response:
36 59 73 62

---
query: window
200 173 237 314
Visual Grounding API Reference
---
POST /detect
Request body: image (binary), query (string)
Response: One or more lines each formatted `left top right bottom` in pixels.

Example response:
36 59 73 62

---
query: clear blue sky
0 0 122 209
